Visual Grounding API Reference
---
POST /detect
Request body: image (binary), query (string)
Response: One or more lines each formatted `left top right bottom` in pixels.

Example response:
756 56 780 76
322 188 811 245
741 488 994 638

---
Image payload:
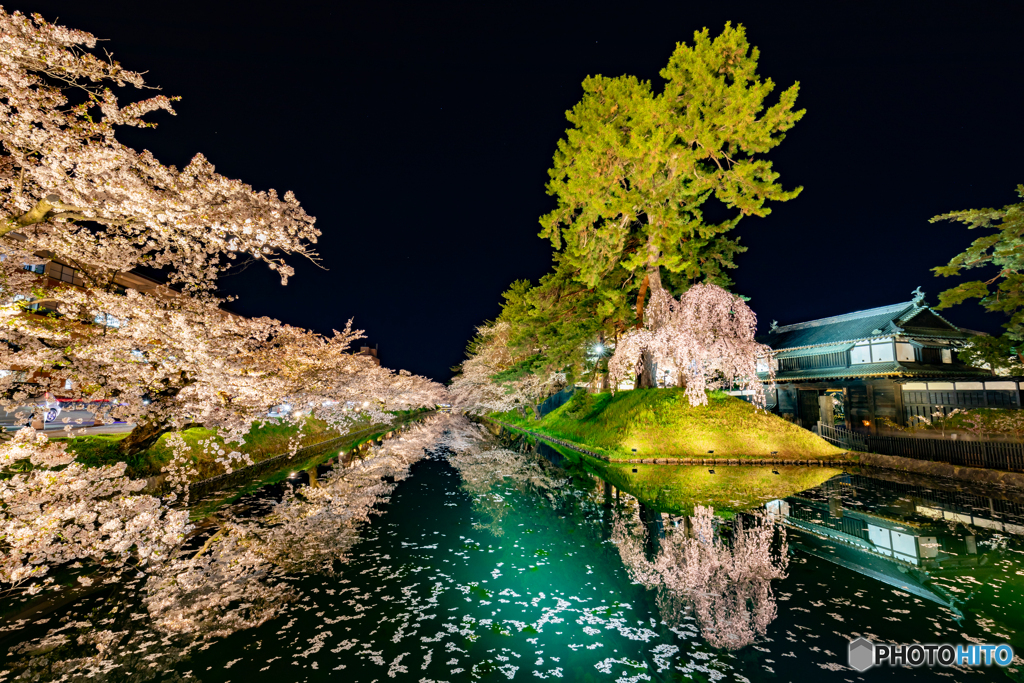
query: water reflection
773 471 1024 632
612 505 787 650
2 417 1023 681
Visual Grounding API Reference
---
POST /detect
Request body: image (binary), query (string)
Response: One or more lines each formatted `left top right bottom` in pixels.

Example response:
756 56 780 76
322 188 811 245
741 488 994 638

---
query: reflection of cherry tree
613 504 787 649
226 416 452 574
0 427 190 595
144 415 454 635
4 415 457 678
445 422 568 536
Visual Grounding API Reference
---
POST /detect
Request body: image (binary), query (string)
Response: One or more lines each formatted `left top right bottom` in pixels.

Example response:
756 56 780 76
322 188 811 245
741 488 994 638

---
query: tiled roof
762 362 992 383
767 301 969 351
775 343 855 360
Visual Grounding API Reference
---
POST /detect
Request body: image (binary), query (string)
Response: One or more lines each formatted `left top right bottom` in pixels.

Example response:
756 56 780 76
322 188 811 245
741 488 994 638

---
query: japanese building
762 291 1022 434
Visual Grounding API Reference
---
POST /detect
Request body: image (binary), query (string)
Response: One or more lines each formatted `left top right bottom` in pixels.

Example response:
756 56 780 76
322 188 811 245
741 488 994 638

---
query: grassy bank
497 388 845 461
532 437 842 515
59 414 391 480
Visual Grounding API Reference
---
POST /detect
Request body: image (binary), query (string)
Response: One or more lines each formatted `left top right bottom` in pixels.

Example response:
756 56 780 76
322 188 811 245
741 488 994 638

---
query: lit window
46 262 85 286
94 313 121 328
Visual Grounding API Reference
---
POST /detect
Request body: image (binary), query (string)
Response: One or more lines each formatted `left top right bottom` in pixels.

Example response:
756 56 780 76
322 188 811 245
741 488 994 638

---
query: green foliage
498 388 844 459
932 184 1024 373
497 257 631 382
539 23 803 293
459 25 803 395
562 390 597 419
586 458 840 515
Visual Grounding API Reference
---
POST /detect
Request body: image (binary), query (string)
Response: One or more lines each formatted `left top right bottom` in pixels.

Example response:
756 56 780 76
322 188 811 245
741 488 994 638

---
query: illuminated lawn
595 461 844 516
497 387 845 461
532 438 843 515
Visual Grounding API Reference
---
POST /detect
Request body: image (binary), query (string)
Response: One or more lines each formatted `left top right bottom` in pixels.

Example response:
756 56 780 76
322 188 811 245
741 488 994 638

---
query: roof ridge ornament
912 286 926 305
770 320 779 333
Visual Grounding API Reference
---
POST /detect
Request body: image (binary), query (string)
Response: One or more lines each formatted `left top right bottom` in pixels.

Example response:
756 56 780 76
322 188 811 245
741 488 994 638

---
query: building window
22 263 44 274
851 345 871 364
46 262 85 287
777 350 848 371
870 341 894 363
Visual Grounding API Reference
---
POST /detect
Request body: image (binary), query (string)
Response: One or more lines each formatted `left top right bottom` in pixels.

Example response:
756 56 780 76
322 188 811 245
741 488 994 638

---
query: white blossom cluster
449 321 566 415
612 503 787 650
609 283 775 408
0 9 318 287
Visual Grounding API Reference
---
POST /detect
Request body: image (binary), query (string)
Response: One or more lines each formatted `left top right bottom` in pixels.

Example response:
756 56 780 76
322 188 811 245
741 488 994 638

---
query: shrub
562 391 597 419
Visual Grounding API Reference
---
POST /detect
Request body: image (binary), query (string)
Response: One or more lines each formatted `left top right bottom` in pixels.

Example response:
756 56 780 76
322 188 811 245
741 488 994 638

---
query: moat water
2 429 1022 682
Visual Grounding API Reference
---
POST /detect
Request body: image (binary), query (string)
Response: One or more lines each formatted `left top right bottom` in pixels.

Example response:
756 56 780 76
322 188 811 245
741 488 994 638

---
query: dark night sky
21 0 1024 381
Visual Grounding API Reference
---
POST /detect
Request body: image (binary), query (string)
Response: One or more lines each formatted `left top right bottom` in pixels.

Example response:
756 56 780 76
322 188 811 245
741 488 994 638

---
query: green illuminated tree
932 184 1024 373
539 23 803 386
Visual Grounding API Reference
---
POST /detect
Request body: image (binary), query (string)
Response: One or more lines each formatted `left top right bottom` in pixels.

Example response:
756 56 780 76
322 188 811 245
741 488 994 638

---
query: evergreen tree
932 184 1024 373
539 23 803 386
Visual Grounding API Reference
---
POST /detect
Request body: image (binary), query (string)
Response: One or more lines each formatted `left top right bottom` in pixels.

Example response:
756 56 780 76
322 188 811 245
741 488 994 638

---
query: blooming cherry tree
608 283 774 408
0 9 318 291
450 321 565 415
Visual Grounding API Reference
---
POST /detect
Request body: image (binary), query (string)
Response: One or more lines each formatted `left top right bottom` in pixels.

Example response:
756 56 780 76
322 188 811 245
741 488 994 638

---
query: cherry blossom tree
0 8 318 293
450 321 566 416
608 283 774 408
612 503 787 650
0 7 450 603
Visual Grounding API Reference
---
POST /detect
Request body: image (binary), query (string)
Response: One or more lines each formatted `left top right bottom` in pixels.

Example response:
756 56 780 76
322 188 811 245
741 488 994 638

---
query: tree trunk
118 419 174 457
635 274 650 328
634 236 663 389
637 348 656 389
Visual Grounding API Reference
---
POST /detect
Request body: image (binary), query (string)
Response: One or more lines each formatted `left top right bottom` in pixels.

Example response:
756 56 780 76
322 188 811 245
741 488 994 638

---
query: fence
538 387 576 417
816 422 1024 473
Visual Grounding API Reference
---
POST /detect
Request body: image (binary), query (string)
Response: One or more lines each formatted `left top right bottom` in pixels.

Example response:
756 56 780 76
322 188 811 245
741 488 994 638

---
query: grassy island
496 387 846 461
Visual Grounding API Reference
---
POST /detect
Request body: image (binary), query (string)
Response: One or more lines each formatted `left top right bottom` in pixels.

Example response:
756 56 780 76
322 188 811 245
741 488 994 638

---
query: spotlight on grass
772 469 780 475
631 468 637 473
708 468 715 474
707 450 714 454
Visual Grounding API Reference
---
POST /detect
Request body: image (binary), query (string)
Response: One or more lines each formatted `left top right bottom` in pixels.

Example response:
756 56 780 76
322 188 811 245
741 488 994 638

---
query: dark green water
3 438 1023 682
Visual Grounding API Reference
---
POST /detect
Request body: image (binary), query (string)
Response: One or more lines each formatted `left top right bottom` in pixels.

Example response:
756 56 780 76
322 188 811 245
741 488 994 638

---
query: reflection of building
760 293 1020 434
769 473 1024 608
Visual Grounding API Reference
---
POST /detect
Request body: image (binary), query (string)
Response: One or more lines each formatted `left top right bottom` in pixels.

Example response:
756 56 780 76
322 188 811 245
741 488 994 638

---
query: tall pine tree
539 23 803 386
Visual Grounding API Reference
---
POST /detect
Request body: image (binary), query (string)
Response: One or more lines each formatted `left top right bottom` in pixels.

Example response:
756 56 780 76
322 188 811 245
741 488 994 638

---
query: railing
816 423 869 452
816 422 1024 473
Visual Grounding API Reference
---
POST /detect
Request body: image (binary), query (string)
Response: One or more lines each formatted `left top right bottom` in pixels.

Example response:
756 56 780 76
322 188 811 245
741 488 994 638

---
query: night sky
22 0 1024 382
